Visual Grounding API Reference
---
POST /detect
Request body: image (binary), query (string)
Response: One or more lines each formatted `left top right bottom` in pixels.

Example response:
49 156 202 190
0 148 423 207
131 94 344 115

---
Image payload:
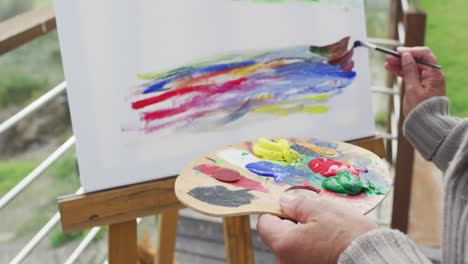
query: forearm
338 229 431 264
403 96 467 171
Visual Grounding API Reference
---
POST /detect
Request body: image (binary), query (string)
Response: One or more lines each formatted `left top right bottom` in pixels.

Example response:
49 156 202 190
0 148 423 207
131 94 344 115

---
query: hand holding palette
175 138 391 217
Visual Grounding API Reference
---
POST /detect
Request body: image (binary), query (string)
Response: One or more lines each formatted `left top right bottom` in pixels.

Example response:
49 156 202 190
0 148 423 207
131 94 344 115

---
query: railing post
391 9 426 233
385 0 402 164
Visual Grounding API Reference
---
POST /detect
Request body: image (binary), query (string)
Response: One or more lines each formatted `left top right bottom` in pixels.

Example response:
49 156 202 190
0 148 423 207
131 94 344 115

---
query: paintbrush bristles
354 40 376 50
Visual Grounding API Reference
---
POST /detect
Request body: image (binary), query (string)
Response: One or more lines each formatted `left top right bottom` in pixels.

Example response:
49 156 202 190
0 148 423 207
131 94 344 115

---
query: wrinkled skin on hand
257 194 377 264
385 47 446 117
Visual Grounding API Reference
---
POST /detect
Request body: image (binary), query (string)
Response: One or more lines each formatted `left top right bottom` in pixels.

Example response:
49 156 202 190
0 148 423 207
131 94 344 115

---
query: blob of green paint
322 171 363 195
362 181 386 195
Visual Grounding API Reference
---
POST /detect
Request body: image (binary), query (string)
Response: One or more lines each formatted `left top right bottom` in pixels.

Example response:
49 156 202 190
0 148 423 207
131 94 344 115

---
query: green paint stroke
362 180 388 195
322 171 389 196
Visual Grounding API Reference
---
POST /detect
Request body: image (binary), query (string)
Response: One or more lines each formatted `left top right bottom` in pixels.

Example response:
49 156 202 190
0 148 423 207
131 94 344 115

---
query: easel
57 136 385 264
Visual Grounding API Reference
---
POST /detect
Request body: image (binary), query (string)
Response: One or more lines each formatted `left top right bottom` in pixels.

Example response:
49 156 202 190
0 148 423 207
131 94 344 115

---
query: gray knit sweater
339 96 468 264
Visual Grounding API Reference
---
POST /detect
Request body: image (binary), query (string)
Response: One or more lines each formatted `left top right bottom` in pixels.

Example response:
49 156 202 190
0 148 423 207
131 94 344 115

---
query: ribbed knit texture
339 229 431 264
339 96 468 264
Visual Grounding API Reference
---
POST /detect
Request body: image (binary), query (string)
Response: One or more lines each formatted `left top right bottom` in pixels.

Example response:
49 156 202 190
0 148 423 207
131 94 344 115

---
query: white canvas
55 0 375 192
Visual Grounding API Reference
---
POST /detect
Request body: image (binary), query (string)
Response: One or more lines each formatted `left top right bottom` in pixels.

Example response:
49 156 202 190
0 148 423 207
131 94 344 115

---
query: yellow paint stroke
252 104 302 116
302 105 329 114
252 104 329 116
304 93 330 101
230 63 264 77
299 142 338 157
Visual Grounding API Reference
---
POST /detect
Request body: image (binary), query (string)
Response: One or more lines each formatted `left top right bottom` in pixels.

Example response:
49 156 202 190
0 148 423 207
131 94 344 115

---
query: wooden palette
175 138 392 217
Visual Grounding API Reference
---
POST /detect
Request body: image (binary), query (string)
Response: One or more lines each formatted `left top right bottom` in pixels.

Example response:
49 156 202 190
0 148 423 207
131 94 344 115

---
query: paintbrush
353 40 442 69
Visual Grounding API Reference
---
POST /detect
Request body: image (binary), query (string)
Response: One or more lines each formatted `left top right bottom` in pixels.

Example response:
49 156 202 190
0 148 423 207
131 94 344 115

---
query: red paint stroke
329 49 354 66
144 110 209 133
139 78 248 122
132 77 247 110
340 60 355 72
195 164 268 193
308 158 359 177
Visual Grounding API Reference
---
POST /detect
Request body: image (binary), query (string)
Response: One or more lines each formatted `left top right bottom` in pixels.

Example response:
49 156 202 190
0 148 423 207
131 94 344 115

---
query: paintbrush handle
375 46 442 70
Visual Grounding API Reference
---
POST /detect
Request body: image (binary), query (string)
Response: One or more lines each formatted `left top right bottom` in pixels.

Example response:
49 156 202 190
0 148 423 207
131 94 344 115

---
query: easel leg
223 215 255 264
155 209 179 264
108 220 137 264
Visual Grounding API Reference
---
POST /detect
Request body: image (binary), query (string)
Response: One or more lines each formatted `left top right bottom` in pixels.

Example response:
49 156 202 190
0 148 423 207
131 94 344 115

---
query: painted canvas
55 0 375 192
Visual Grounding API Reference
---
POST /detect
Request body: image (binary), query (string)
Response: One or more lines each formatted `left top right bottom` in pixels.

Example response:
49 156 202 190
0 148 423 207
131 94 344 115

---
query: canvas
55 0 375 192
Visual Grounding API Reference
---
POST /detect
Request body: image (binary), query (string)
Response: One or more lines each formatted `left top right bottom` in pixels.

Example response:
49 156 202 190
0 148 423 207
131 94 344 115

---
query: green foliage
10 149 80 237
0 161 37 196
374 111 387 127
0 74 47 108
50 227 105 248
51 149 79 183
50 229 85 248
421 0 468 117
0 32 64 110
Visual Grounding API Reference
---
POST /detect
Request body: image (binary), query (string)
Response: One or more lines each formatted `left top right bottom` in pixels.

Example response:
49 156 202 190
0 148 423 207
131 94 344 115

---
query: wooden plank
58 176 185 233
108 220 137 264
348 136 386 158
155 209 179 264
223 216 255 264
0 4 56 55
391 10 426 233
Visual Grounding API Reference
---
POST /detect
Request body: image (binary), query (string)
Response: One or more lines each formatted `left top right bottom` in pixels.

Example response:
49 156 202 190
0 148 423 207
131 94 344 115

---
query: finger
257 214 296 247
401 52 421 90
279 193 323 223
385 62 402 77
397 46 439 64
385 55 401 65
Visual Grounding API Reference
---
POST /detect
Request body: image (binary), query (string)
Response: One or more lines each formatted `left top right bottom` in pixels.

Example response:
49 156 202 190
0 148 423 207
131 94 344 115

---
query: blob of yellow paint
252 138 302 163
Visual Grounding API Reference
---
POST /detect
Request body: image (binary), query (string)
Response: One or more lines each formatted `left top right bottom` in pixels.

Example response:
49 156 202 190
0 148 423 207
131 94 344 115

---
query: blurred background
0 0 466 263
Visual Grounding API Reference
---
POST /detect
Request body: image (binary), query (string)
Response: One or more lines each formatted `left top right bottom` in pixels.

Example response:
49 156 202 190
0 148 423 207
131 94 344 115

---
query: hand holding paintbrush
385 46 446 117
354 41 442 69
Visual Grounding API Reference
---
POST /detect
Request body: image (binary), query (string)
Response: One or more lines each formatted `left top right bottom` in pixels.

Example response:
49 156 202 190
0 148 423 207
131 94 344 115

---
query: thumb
280 193 322 223
401 52 420 89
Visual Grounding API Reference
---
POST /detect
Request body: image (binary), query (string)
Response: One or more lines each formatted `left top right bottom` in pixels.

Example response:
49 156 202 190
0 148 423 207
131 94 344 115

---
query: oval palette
175 138 392 217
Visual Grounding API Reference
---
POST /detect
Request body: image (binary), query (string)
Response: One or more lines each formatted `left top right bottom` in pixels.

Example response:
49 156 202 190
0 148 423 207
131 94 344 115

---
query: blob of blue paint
245 161 307 183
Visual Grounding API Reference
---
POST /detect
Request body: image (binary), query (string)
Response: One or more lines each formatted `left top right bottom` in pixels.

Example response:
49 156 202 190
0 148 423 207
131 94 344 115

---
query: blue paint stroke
245 161 308 183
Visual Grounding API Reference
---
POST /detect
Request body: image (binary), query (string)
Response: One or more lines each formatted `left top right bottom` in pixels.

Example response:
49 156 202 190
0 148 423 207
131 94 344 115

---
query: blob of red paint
212 168 242 182
308 158 359 177
286 183 321 194
195 164 268 193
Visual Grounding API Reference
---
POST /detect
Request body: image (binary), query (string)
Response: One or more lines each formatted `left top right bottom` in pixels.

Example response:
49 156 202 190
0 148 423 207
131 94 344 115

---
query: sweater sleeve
338 229 431 264
403 96 468 172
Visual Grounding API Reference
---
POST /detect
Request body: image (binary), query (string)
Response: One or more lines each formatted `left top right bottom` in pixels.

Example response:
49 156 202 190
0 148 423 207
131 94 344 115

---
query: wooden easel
57 136 385 264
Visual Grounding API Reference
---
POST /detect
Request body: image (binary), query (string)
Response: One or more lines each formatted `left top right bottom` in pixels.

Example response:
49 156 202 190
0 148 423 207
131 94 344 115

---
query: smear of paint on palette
126 38 356 133
245 161 308 183
195 164 269 192
188 186 255 207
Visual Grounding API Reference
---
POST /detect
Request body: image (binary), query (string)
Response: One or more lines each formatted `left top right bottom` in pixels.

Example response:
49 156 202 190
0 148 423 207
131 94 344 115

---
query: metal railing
0 0 414 263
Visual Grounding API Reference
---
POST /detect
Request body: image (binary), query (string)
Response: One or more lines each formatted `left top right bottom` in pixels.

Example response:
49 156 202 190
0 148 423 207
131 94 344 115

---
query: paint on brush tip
188 186 255 208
